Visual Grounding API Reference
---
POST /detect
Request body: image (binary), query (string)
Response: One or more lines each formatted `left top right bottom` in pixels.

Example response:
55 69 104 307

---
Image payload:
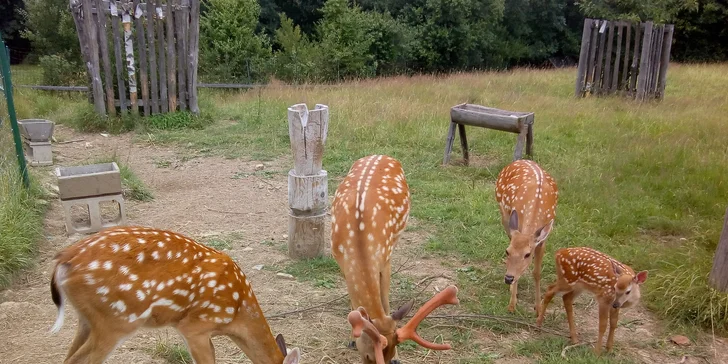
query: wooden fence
70 0 200 117
575 18 675 101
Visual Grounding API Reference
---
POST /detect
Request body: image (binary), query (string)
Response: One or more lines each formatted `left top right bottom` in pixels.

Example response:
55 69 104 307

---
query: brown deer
49 226 301 364
495 159 558 313
331 154 459 364
536 247 648 355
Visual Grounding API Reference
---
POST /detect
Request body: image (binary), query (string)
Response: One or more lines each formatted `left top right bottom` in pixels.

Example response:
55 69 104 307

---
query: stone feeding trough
17 119 55 166
55 162 127 235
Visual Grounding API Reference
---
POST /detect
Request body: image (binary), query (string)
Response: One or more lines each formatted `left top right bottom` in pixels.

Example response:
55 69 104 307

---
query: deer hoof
348 341 357 350
507 305 515 313
390 360 401 364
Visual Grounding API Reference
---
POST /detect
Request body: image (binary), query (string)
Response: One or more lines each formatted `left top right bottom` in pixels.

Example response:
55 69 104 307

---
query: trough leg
526 122 534 158
443 121 457 165
513 125 528 161
457 123 469 166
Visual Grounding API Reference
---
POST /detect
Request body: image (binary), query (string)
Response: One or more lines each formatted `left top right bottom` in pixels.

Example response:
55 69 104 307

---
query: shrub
38 54 85 86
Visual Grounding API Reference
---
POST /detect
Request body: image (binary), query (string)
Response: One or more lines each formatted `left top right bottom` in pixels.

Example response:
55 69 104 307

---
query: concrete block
23 140 53 166
61 193 127 235
17 119 55 142
55 162 122 200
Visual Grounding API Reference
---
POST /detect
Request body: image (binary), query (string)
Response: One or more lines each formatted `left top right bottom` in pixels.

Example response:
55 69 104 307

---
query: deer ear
509 210 519 232
634 270 648 284
391 300 415 321
283 347 301 364
275 334 288 357
534 220 553 246
611 261 623 275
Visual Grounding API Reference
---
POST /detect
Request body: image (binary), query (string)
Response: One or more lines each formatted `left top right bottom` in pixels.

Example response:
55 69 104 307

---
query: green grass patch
283 256 342 288
514 336 636 363
0 128 48 287
200 232 245 251
152 342 192 364
92 155 154 202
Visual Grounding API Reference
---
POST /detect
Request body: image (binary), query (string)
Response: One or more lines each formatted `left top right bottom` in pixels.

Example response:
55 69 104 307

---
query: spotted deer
495 159 558 313
536 247 648 355
331 155 459 364
49 226 301 364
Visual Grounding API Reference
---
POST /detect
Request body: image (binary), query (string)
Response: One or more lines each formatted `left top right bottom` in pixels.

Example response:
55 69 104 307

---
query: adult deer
536 247 648 354
495 159 558 313
49 226 301 364
331 155 459 364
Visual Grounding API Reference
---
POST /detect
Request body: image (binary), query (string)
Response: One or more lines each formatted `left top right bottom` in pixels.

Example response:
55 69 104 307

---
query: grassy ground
5 63 728 360
0 124 48 287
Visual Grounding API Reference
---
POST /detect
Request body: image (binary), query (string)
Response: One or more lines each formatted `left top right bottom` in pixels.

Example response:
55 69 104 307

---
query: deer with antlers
49 226 301 364
495 159 558 313
331 154 460 364
536 247 648 355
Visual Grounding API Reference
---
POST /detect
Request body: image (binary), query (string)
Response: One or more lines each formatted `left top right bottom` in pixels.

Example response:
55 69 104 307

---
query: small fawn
49 226 301 364
536 247 648 355
495 159 558 313
332 155 459 364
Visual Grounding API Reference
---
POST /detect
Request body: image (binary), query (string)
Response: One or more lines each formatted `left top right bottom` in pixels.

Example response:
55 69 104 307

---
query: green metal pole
1 41 30 189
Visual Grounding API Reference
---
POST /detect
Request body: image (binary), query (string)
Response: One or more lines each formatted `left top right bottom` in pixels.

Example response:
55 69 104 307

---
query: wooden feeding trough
56 162 127 235
443 103 535 165
17 119 55 166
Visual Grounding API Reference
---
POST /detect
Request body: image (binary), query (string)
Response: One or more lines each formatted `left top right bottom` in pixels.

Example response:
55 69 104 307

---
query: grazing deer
331 155 459 364
495 159 558 313
49 226 301 364
536 247 648 355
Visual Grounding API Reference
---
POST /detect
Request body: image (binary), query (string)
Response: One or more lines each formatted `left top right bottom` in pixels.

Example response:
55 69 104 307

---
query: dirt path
0 125 725 364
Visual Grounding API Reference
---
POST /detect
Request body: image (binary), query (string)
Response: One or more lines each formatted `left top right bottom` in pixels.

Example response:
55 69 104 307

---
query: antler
395 285 459 350
347 308 388 364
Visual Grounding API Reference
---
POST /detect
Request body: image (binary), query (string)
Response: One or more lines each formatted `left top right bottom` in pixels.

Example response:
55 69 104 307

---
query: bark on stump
287 104 329 259
709 207 728 292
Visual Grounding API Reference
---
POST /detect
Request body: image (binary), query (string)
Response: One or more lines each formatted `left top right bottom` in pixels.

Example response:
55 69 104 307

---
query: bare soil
0 125 725 364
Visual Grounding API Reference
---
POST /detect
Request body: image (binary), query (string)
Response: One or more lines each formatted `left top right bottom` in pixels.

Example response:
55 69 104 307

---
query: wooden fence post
287 104 329 259
574 18 594 97
656 25 675 100
709 207 728 292
636 21 654 101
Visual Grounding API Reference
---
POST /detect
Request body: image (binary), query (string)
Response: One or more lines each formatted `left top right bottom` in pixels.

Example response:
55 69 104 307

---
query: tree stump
287 103 329 259
709 207 728 292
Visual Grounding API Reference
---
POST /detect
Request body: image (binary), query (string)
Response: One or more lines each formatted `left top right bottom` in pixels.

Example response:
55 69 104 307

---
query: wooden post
656 25 674 100
146 0 160 114
629 23 642 96
156 1 168 113
636 21 654 101
80 0 106 115
187 0 200 114
110 1 128 115
133 0 150 116
621 22 631 93
94 0 116 116
287 104 329 259
166 0 177 111
586 20 600 93
69 0 94 105
575 18 594 97
603 21 615 93
122 3 138 115
176 0 188 111
709 207 728 292
593 20 608 95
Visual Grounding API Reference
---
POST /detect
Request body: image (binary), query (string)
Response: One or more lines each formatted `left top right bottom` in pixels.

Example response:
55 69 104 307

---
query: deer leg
594 302 610 355
507 279 519 312
606 308 620 352
64 326 129 364
562 291 578 344
536 282 561 326
64 318 91 361
532 242 546 314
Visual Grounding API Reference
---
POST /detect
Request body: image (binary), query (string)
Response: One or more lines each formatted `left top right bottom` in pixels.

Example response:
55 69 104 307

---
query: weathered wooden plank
637 22 653 100
133 0 150 116
621 22 632 92
611 22 623 94
652 25 665 98
593 20 608 94
166 0 177 111
69 0 94 104
450 105 525 134
95 0 116 116
443 122 457 165
657 25 675 99
176 0 188 110
457 123 469 166
603 21 615 94
709 207 728 292
110 1 128 114
156 1 168 113
586 20 600 93
80 0 106 114
575 18 594 97
187 0 199 114
146 0 159 113
629 23 642 95
121 3 137 114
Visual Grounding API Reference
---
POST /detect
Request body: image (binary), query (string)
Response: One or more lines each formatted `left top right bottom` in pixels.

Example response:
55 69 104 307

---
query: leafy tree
199 0 272 82
18 0 81 63
271 13 320 82
575 0 699 22
671 0 728 61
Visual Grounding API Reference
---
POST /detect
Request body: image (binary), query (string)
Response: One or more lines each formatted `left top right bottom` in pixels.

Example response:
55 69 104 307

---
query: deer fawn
49 226 301 364
332 155 459 364
495 159 558 313
536 247 648 355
